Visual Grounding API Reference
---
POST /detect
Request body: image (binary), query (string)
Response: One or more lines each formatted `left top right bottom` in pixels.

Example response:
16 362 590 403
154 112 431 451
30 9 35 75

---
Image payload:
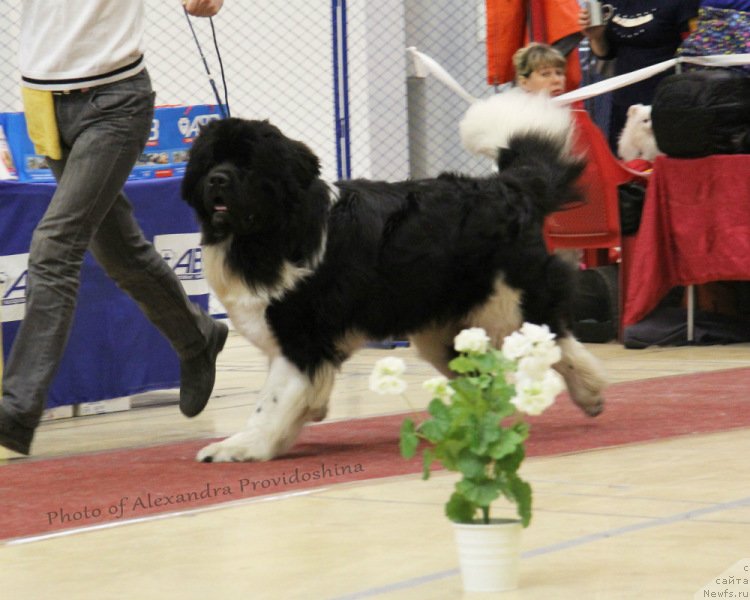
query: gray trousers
2 69 214 429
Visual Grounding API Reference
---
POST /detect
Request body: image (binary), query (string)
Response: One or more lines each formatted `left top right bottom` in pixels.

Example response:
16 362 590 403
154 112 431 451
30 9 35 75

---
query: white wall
404 0 493 178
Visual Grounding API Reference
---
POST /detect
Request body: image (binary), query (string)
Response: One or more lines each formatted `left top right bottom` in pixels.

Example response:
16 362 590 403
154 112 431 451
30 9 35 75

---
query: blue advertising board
0 104 223 183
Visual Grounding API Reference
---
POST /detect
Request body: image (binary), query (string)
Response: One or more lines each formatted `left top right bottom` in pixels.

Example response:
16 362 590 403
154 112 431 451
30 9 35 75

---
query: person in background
0 0 226 456
510 43 585 267
579 0 700 150
512 42 568 97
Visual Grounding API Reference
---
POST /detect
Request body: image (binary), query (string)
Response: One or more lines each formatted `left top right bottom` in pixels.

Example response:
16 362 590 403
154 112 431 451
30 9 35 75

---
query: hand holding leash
183 2 230 118
183 0 224 18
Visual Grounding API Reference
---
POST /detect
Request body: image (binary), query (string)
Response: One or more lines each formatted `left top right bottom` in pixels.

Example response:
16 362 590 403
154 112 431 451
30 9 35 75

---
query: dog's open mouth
209 200 232 232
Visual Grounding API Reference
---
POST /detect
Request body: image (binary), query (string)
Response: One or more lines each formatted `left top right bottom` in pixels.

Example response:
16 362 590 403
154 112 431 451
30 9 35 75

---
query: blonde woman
512 43 568 97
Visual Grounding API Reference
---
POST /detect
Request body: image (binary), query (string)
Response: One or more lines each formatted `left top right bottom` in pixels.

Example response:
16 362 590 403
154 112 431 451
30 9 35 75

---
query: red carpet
2 367 750 541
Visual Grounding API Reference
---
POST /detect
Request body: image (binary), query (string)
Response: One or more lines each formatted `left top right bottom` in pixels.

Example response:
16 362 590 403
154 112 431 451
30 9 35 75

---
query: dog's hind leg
519 256 608 416
465 277 524 348
196 356 334 462
410 324 461 377
508 256 607 417
411 281 524 376
301 332 364 423
462 277 602 415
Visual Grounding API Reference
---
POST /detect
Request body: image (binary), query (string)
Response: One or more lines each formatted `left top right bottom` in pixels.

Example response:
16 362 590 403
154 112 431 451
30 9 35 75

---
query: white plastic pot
452 518 522 592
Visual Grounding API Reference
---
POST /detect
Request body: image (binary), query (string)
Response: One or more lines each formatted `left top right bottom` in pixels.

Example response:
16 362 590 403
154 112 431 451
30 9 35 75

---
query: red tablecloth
623 154 750 327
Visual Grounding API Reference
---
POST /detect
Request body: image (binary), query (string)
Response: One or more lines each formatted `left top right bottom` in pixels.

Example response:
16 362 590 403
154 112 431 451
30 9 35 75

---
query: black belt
51 87 94 96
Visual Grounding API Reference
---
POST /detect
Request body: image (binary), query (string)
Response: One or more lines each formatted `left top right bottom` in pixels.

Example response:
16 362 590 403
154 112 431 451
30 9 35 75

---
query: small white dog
617 104 662 162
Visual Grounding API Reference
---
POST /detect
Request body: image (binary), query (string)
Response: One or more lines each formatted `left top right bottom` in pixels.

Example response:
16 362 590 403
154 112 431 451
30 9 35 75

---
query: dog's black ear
288 139 320 188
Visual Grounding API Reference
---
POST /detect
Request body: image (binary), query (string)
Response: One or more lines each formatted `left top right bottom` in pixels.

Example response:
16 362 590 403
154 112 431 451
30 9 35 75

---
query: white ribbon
407 47 480 104
407 47 750 106
554 54 750 105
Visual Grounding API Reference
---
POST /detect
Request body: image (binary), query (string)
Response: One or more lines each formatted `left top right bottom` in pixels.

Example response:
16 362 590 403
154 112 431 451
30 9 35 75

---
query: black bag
651 69 750 158
623 307 750 349
571 265 619 343
618 181 646 236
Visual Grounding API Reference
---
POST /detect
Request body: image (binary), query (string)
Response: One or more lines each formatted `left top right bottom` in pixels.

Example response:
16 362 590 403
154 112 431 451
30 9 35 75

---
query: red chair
544 110 646 267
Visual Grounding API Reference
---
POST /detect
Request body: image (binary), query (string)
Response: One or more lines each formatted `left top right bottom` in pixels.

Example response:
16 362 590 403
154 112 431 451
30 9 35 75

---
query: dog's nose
208 171 230 187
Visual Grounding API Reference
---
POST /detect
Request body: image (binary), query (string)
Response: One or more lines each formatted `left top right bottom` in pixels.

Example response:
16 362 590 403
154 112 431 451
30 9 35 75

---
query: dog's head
182 118 321 244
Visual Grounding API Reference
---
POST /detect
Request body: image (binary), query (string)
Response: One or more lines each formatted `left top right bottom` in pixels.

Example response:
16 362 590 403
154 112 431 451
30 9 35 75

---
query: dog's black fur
181 116 606 462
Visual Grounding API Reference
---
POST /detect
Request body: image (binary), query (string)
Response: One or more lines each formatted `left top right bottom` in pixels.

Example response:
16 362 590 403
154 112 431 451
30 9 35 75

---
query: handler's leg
0 71 222 456
0 80 154 454
89 194 227 418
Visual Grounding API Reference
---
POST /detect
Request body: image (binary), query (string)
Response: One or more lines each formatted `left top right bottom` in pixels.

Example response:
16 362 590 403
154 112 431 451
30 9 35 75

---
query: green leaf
420 419 448 443
494 444 525 474
450 377 483 403
487 428 525 461
427 397 450 420
470 412 503 454
456 478 502 507
487 378 515 410
445 491 477 523
507 475 532 528
399 418 419 459
447 355 479 375
471 352 500 374
456 449 488 479
434 439 464 470
513 421 530 440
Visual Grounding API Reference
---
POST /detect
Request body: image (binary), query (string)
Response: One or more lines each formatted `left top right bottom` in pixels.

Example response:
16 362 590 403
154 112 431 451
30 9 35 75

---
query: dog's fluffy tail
459 89 584 215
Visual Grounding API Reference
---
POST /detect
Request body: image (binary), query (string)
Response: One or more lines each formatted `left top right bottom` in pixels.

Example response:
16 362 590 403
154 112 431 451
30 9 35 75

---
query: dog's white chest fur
202 240 313 356
202 243 276 355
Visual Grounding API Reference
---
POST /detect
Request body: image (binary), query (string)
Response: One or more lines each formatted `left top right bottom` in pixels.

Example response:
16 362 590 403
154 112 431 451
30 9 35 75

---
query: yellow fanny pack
21 86 62 160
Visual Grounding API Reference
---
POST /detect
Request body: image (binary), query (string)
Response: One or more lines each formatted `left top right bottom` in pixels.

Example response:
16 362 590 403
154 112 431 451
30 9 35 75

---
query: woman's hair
512 43 567 80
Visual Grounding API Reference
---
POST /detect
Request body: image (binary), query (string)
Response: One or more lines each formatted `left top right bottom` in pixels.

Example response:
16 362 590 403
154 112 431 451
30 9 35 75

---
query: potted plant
369 323 564 592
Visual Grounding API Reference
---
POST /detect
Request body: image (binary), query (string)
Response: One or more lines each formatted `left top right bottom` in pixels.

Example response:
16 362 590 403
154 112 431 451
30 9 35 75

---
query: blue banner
1 104 223 183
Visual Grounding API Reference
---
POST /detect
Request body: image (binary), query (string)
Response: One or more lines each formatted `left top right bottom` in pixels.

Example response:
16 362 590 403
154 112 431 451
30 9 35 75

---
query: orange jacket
486 0 582 89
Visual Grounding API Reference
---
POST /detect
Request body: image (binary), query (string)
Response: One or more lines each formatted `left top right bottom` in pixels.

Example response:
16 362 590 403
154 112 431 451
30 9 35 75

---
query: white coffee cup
588 0 614 26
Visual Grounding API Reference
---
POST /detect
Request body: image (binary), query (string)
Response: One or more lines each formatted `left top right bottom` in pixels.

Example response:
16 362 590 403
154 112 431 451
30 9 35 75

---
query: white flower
423 376 454 401
502 323 560 364
516 355 553 380
501 330 534 361
454 327 491 354
510 371 564 416
369 357 408 395
519 322 556 345
369 373 408 395
372 356 406 378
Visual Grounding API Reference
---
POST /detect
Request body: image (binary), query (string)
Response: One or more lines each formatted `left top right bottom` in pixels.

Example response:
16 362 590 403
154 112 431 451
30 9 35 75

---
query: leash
183 8 231 118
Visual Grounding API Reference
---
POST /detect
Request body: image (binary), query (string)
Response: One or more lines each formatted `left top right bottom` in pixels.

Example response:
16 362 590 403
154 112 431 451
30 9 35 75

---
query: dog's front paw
575 393 605 417
196 431 275 462
305 405 328 423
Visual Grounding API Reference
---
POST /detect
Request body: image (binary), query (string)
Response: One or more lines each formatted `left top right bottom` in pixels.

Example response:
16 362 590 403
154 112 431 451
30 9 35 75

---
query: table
622 154 750 329
0 177 208 409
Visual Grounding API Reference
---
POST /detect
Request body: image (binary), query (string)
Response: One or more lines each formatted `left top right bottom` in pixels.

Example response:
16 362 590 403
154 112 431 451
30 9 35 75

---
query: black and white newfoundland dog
182 89 607 463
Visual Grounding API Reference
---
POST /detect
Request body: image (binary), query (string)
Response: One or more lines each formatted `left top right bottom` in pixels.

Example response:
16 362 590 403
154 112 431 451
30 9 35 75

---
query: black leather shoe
0 403 34 456
179 321 229 417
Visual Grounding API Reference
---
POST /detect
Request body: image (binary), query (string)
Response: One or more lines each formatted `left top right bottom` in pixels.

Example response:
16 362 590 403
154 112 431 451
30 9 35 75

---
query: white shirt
20 0 146 90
